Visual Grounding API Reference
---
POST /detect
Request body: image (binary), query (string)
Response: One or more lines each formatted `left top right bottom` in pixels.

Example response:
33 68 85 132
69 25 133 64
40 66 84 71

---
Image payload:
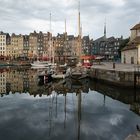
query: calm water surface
0 67 140 140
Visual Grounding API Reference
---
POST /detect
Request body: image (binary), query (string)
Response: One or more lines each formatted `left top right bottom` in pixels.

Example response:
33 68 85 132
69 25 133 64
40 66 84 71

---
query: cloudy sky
0 0 140 39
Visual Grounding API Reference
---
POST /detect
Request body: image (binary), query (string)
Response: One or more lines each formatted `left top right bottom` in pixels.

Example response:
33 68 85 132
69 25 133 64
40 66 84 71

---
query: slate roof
122 36 140 51
131 23 140 30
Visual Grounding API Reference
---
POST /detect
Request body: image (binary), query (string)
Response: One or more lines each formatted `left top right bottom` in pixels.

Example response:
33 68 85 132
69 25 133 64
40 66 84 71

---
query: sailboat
66 1 89 80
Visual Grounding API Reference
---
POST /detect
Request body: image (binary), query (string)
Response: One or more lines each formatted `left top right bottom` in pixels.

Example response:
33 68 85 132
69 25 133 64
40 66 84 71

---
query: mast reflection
0 67 140 117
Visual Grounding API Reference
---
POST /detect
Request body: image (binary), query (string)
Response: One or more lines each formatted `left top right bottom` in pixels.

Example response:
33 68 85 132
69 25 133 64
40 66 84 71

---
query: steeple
104 19 106 38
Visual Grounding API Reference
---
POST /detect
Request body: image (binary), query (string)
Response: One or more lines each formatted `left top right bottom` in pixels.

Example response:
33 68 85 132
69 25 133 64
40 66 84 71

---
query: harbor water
0 67 140 140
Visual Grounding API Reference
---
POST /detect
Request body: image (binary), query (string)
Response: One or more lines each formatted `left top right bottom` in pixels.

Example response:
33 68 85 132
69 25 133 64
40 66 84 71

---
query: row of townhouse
0 31 93 63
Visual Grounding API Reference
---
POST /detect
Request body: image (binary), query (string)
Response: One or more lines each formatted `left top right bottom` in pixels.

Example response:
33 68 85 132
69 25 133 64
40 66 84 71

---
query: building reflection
0 67 90 96
0 67 140 117
90 80 140 116
0 67 48 96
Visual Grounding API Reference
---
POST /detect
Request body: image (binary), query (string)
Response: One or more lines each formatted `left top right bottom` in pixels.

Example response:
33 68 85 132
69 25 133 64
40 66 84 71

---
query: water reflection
0 67 90 96
90 80 140 115
0 67 140 115
0 67 140 140
0 67 140 112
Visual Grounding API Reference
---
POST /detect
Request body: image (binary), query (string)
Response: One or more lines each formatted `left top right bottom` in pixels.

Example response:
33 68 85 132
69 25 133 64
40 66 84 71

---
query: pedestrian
136 124 140 131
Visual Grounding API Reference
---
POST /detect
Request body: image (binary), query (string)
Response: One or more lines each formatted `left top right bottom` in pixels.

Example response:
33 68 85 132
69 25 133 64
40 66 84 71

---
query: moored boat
66 67 88 80
31 61 50 68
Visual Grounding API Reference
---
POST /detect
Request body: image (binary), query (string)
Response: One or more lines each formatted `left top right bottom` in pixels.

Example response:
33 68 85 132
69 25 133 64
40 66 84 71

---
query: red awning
81 55 96 60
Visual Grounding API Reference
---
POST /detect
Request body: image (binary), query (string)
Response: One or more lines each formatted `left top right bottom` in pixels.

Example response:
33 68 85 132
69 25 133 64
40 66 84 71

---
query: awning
95 56 104 60
81 55 96 60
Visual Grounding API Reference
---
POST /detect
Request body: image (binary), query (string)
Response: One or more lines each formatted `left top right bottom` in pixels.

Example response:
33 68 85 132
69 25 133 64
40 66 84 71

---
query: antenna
104 18 106 38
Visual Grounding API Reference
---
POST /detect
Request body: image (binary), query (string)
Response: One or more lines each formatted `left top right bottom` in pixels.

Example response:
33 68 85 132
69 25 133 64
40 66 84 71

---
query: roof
122 36 140 51
0 31 8 35
131 23 140 30
94 36 106 43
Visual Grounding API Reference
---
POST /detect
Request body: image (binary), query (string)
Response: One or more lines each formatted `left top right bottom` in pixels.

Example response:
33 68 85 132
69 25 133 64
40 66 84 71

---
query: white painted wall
121 49 138 64
137 29 140 37
130 30 137 41
138 45 140 64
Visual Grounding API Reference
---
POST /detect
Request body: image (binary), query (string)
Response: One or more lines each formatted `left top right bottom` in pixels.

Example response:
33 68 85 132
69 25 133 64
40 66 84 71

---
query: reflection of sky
0 91 140 140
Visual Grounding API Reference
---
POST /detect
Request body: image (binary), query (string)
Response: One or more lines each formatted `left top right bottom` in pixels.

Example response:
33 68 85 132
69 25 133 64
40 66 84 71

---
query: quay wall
89 68 136 87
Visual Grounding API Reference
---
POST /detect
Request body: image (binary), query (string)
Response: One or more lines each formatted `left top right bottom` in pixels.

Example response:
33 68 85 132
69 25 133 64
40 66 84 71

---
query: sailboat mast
78 1 81 37
64 94 67 129
50 13 54 64
78 0 82 61
77 91 82 140
65 19 67 33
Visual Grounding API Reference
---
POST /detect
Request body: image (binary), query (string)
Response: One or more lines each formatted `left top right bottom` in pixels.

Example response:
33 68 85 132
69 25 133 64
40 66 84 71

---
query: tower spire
104 18 106 38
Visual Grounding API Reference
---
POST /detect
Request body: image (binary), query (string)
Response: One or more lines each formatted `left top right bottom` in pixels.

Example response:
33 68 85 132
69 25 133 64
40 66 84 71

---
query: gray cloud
0 0 140 39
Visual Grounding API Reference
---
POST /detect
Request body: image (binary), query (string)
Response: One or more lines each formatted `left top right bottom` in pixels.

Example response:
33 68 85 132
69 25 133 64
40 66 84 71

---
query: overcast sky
0 0 140 39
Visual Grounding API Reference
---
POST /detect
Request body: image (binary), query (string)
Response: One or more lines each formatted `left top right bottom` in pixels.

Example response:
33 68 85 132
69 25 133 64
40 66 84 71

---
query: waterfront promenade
92 62 138 72
90 62 140 87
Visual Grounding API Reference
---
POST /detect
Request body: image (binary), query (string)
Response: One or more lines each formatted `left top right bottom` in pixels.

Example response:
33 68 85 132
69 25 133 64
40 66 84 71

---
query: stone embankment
89 62 140 88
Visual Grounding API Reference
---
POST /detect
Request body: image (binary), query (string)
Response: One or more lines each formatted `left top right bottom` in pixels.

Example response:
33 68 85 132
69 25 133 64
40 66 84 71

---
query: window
131 57 134 64
124 54 126 63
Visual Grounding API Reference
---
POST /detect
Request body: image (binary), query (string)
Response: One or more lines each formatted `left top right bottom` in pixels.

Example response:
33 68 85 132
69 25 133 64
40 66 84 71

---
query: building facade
121 23 140 64
0 32 10 58
93 36 123 60
0 30 93 62
82 36 92 56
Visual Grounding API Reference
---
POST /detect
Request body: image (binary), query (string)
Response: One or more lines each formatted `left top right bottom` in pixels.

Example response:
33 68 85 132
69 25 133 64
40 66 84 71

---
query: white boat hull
52 74 66 79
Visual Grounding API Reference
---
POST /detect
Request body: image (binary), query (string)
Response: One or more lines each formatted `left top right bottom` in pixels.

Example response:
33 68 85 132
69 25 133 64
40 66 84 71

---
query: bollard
113 62 115 69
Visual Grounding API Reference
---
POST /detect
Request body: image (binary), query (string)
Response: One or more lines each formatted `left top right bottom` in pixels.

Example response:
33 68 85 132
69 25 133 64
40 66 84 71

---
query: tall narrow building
0 31 10 59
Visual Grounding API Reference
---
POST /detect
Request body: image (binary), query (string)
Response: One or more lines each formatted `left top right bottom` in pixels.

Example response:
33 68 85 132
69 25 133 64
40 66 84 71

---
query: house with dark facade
82 36 92 56
93 36 123 60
